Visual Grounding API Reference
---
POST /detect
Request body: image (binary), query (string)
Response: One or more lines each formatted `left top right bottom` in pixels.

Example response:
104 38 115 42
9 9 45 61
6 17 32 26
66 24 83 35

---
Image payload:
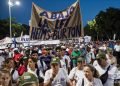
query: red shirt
13 53 23 62
17 65 27 76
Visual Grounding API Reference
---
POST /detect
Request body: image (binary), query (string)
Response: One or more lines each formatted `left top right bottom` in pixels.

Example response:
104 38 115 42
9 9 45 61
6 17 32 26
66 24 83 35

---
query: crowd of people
0 40 120 86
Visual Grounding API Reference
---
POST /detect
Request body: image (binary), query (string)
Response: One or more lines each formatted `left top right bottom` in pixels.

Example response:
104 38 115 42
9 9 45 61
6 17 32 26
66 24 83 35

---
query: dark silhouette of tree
0 18 29 39
84 7 120 40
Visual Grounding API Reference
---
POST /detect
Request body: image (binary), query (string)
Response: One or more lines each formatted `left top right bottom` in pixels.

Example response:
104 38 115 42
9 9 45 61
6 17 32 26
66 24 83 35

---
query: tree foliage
84 7 120 41
0 18 29 39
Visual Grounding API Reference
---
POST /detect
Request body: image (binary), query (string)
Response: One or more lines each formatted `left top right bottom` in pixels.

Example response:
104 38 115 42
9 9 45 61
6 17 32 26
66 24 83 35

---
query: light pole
8 0 20 38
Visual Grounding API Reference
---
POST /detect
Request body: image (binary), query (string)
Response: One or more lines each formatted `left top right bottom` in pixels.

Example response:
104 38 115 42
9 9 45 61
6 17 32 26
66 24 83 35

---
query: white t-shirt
10 68 19 81
93 61 118 86
60 60 67 70
0 56 5 69
114 44 120 52
27 67 44 78
44 68 70 86
62 55 71 68
76 77 103 86
37 60 47 72
106 54 117 66
69 67 84 82
86 51 95 64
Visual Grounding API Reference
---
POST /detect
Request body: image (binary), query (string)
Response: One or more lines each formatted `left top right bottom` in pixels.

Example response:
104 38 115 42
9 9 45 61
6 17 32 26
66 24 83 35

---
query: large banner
30 1 82 40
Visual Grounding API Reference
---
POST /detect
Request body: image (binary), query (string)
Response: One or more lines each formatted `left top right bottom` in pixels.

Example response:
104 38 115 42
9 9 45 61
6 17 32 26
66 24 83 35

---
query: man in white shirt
44 57 72 86
69 57 85 86
114 42 120 65
93 53 118 86
30 50 47 74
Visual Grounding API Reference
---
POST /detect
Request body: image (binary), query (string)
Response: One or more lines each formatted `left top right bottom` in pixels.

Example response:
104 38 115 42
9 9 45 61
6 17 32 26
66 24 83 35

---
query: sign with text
30 1 81 40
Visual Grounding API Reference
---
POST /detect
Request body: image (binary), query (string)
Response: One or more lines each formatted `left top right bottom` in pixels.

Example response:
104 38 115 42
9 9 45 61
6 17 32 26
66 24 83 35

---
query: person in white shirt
7 58 19 83
27 57 44 85
85 46 95 64
1 58 19 85
30 50 47 74
93 52 118 86
44 57 72 86
106 48 117 66
77 64 103 86
114 42 120 52
69 57 85 86
60 50 71 73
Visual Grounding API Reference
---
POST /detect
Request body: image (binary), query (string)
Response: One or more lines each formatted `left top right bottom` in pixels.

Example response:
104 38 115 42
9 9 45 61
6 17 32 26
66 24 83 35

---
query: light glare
15 1 20 6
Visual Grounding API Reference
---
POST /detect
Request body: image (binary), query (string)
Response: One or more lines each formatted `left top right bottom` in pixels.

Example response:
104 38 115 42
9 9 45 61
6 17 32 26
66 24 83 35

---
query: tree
84 7 120 41
95 7 120 40
0 18 29 39
84 19 98 41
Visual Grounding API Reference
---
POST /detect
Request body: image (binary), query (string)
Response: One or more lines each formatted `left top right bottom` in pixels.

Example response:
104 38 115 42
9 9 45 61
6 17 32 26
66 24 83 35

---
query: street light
8 0 20 38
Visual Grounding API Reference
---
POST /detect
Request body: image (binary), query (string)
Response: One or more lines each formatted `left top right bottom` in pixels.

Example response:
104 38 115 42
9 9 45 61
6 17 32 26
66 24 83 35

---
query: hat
51 57 60 64
96 53 106 60
22 56 28 60
61 46 66 49
13 48 19 51
77 57 85 62
19 72 39 86
107 48 113 53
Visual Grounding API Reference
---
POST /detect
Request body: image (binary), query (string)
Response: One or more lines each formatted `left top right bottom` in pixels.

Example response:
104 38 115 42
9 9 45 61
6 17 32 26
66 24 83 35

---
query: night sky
0 0 120 26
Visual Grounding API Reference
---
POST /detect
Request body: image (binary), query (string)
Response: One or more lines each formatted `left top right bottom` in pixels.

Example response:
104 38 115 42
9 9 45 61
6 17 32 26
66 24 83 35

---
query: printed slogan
30 1 81 40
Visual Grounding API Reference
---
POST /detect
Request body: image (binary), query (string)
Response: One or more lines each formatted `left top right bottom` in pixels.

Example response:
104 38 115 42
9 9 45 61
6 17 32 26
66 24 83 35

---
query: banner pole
78 0 84 37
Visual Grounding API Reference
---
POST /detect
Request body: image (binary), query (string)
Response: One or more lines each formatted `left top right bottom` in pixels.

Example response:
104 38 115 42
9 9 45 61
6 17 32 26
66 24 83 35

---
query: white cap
66 48 69 52
61 46 66 49
13 48 19 51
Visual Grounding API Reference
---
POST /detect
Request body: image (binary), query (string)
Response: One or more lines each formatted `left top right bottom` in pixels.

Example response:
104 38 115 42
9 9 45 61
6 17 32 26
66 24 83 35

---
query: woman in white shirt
77 64 103 86
27 57 44 85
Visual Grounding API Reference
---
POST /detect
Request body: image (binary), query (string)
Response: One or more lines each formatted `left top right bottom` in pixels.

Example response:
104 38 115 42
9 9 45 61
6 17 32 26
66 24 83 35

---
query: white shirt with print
27 67 44 78
93 61 118 86
44 68 70 86
69 67 84 83
76 77 103 86
62 55 71 68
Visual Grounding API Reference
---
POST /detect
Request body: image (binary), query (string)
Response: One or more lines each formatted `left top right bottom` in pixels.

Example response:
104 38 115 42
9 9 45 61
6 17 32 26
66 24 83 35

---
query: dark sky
0 0 120 26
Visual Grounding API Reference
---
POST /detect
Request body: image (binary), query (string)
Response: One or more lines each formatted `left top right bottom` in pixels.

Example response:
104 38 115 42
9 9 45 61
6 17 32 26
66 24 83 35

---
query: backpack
100 65 110 84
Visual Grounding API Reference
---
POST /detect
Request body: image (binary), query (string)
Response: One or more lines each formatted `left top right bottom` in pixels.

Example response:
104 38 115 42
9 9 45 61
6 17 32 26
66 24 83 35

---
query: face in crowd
31 51 39 60
83 64 99 81
97 53 107 68
8 59 15 68
77 60 85 70
0 70 12 86
28 58 37 70
51 63 59 74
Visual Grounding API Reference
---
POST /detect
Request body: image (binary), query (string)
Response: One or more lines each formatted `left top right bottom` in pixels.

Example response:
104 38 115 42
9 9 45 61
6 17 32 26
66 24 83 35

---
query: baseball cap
19 72 39 86
51 57 60 64
107 48 113 53
96 53 106 60
22 56 28 61
77 57 85 62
